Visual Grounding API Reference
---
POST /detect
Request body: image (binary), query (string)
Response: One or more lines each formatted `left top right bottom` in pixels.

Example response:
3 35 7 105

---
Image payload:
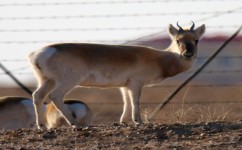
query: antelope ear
168 24 178 36
195 24 206 39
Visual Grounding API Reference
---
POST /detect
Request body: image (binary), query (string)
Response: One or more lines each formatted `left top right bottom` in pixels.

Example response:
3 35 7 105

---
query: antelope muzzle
181 42 196 59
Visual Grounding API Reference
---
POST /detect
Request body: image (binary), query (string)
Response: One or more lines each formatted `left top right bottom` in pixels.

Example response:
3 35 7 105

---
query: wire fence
0 0 241 102
0 0 240 7
1 56 242 62
0 5 240 44
0 25 240 33
1 10 242 20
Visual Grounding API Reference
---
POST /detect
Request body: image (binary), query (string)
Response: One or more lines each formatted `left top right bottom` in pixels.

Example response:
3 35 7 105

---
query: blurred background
0 0 241 124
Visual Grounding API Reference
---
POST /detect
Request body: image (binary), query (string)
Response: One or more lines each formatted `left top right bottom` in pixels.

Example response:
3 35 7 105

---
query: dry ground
1 122 242 149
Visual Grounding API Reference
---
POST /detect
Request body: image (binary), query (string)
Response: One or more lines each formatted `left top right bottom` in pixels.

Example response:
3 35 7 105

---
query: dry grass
0 87 242 124
140 86 235 125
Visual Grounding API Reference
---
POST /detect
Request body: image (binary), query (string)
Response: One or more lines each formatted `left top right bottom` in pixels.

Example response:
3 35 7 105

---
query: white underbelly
144 78 164 87
80 72 127 87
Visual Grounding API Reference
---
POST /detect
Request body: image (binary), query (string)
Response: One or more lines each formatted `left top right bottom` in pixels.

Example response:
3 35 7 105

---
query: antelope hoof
120 122 128 127
71 122 80 129
71 125 80 129
134 120 143 127
37 124 47 131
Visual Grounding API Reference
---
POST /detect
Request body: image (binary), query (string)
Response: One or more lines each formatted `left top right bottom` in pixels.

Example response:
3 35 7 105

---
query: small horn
190 21 195 31
176 21 183 31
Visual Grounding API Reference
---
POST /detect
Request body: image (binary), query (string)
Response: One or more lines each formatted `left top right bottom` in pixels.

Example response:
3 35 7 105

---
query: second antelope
0 96 92 130
46 100 93 129
28 22 205 129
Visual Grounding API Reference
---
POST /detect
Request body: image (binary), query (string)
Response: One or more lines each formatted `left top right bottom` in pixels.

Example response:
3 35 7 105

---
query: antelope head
168 21 206 60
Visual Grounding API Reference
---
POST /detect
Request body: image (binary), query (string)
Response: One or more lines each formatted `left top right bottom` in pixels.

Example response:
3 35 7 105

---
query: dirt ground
0 121 242 150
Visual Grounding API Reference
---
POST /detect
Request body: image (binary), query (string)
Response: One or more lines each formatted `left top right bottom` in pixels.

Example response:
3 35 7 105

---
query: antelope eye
176 40 180 44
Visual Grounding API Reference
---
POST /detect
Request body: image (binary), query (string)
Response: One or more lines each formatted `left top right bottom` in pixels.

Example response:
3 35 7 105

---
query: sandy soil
0 122 242 150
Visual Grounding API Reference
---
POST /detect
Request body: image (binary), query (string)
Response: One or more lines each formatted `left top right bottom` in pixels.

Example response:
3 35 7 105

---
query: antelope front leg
127 83 143 125
33 94 46 130
119 87 131 125
32 80 55 130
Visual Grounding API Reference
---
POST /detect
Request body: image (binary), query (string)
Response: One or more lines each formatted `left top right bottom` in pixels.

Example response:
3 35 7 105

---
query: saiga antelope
46 100 93 129
0 97 35 130
28 22 205 129
0 96 92 130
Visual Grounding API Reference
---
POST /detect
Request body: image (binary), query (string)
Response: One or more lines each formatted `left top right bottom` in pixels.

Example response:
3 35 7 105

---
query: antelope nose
183 51 193 58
